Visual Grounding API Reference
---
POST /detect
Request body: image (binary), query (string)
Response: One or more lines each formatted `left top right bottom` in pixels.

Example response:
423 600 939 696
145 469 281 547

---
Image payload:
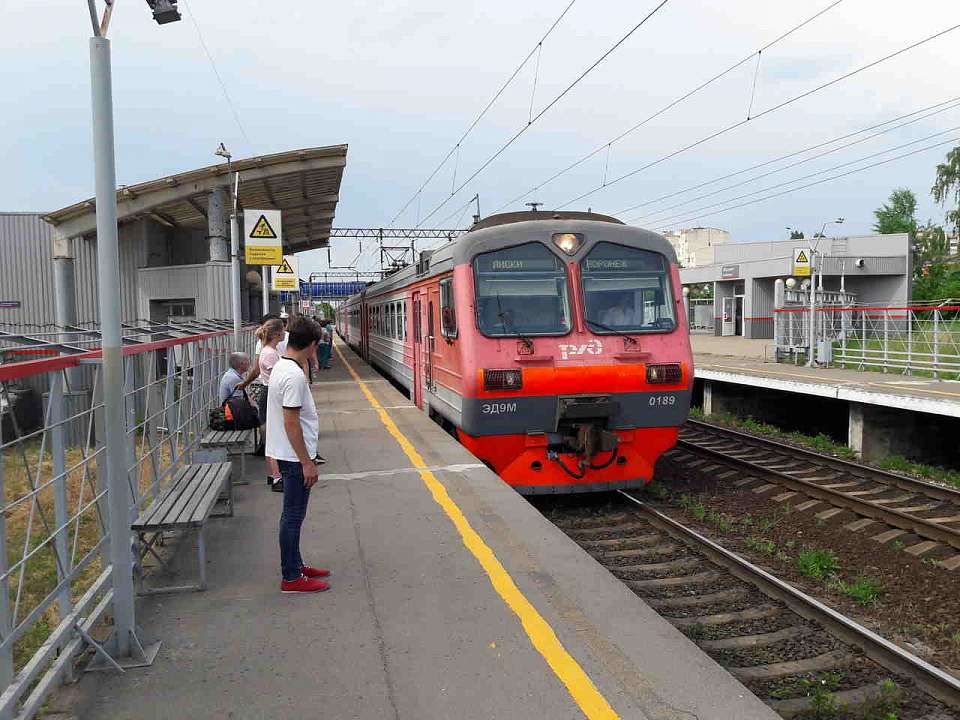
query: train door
721 297 736 337
412 292 424 409
426 299 435 393
361 301 370 360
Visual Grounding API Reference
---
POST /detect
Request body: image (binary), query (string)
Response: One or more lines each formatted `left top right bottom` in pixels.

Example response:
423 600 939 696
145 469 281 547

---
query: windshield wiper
496 293 534 350
585 317 638 345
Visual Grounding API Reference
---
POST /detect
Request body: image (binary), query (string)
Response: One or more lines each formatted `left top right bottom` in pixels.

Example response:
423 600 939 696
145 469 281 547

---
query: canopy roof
43 145 347 253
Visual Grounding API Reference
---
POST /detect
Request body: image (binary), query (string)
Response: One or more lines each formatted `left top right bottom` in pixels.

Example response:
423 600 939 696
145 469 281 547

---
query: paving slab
56 340 778 720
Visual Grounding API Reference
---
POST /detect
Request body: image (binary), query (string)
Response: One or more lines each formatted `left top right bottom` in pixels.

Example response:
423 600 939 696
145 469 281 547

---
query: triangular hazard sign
249 214 278 240
795 250 809 263
276 257 295 275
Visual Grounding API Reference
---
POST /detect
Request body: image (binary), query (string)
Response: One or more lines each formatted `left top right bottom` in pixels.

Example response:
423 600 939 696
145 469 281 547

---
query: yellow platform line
334 345 619 720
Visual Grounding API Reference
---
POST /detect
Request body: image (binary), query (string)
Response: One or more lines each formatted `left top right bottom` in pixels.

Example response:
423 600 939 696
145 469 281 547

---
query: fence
774 302 960 378
0 321 254 719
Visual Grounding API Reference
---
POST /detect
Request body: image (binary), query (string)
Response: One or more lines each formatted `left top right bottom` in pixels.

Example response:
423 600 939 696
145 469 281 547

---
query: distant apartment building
662 227 730 268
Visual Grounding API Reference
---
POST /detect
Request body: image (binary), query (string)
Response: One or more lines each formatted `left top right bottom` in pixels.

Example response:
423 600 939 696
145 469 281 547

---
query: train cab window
473 242 571 337
580 242 675 333
439 279 457 338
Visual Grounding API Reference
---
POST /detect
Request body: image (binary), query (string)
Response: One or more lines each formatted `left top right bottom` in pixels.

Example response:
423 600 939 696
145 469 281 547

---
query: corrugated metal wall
0 213 57 328
747 278 775 338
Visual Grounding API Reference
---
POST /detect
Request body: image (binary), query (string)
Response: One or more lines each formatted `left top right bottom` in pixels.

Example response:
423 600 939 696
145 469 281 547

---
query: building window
439 278 457 338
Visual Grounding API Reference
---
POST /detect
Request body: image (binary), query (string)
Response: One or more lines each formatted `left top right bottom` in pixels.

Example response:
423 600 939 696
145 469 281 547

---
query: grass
2 433 180 672
879 454 960 490
797 547 841 580
678 494 708 521
693 410 857 461
828 575 884 606
744 536 777 555
793 672 844 719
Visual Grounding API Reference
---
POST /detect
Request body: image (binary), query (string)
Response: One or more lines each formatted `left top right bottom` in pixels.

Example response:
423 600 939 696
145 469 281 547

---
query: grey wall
0 213 56 329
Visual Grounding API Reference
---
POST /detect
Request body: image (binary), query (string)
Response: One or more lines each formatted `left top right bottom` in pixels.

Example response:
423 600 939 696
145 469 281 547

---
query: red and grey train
337 210 693 493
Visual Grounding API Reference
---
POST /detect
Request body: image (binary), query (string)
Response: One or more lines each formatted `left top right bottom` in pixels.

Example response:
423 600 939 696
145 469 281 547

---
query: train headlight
646 363 682 384
484 368 523 391
552 233 584 255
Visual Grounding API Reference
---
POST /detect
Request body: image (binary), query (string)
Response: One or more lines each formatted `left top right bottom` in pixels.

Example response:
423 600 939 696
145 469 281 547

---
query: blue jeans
316 341 332 368
278 460 312 581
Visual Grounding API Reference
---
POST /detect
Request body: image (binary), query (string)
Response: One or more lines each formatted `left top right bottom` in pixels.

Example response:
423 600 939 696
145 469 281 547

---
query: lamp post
215 143 243 342
86 0 179 666
807 217 845 367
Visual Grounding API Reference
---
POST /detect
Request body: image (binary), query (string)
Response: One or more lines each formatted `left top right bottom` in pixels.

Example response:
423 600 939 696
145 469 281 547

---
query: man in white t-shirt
266 316 331 593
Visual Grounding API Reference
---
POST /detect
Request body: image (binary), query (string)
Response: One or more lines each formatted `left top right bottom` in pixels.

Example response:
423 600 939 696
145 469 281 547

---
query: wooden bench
132 462 233 594
200 429 255 484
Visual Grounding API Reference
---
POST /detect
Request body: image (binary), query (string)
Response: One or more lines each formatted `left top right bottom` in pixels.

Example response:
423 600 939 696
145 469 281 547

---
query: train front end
454 212 693 494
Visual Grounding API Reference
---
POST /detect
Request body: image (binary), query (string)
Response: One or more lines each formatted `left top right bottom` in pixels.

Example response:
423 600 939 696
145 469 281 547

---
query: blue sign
300 281 368 299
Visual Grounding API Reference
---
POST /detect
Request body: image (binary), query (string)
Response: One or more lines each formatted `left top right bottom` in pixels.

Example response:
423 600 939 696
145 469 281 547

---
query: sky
2 0 960 277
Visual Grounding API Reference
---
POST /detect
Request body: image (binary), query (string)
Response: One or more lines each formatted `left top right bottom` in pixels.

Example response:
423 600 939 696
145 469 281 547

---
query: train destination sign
244 209 283 265
272 255 300 291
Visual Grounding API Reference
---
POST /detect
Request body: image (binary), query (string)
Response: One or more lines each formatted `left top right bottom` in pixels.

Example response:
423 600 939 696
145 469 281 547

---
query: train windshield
581 242 675 333
473 242 571 336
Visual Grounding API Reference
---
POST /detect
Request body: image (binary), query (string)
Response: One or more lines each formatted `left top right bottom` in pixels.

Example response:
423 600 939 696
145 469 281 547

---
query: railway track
675 419 960 571
545 493 960 719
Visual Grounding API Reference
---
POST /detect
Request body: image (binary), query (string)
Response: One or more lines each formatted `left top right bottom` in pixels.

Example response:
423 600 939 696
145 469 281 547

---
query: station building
680 233 912 338
0 145 346 330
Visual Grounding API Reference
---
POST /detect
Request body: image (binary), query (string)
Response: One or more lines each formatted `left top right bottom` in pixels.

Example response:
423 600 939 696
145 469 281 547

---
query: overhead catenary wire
386 0 578 227
624 98 960 224
491 0 847 214
180 0 254 153
650 135 960 230
632 125 960 227
557 22 960 211
414 0 673 229
614 95 960 218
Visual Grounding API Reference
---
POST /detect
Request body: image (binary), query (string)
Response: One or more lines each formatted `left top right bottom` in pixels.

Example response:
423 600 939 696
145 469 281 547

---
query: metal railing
0 321 254 719
775 302 960 378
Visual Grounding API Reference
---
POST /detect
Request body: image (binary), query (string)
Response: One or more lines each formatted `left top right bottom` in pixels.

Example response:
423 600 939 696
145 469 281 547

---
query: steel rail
618 491 960 709
675 440 960 553
686 418 960 504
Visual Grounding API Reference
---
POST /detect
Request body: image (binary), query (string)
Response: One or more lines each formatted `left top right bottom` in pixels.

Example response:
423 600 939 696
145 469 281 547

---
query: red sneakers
280 575 329 593
301 565 331 578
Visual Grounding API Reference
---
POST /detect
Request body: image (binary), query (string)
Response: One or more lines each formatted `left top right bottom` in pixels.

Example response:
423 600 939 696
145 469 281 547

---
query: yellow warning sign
793 247 812 277
244 209 283 265
249 214 278 239
272 255 299 291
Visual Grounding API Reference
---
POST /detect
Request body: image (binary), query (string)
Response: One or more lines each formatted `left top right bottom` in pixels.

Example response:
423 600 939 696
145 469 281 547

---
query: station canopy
42 144 347 253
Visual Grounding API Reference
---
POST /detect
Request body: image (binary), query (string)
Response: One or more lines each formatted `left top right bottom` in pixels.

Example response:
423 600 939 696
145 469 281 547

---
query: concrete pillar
52 231 77 331
848 402 864 459
207 186 230 262
702 380 713 416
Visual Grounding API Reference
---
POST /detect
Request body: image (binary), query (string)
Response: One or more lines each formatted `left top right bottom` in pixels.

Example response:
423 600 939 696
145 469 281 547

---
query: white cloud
2 0 959 276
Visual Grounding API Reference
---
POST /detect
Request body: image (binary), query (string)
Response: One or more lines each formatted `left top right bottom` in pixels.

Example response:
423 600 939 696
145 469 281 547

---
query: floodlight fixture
145 0 181 24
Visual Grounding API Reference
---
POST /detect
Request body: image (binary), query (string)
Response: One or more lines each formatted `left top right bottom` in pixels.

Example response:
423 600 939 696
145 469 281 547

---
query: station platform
53 339 777 720
692 335 960 418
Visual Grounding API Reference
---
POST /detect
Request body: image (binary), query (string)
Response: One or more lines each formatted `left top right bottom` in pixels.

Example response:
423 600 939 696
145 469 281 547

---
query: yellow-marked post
333 345 619 720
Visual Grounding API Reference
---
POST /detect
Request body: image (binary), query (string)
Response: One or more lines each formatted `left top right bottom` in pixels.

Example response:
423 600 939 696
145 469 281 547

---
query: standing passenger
257 319 286 491
266 316 330 593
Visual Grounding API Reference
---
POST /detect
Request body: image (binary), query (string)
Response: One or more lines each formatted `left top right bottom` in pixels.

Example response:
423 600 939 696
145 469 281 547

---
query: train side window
439 279 457 338
402 302 407 341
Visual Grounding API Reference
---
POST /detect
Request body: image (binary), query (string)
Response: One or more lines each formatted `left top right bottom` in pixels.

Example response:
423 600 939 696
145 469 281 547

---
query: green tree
789 230 805 240
318 302 335 320
932 145 960 236
873 188 918 236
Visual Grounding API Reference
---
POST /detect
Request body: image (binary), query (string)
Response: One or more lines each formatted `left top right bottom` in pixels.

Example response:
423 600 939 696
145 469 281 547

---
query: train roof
347 214 677 302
